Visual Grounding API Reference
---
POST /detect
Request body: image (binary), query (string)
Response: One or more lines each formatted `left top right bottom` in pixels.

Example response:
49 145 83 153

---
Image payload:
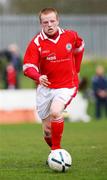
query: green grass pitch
0 120 107 180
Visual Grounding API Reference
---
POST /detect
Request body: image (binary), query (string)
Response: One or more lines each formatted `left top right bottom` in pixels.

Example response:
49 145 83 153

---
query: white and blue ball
48 149 72 172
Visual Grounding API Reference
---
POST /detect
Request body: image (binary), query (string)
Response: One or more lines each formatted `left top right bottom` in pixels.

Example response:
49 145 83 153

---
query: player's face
40 12 59 36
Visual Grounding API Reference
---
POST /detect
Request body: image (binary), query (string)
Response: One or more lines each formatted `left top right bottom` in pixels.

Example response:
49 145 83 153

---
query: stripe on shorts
64 87 78 109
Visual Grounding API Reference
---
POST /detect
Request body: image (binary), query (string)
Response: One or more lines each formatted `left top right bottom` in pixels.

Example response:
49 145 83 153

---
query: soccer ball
48 149 72 172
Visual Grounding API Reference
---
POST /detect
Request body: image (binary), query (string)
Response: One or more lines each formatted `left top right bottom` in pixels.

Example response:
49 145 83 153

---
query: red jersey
23 27 84 88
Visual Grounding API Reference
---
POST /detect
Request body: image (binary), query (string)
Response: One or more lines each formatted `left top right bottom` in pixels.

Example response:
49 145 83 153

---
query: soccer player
23 8 84 151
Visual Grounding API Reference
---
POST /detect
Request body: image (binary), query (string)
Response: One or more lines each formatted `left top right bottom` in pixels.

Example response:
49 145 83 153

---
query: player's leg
50 87 77 150
50 100 65 150
36 85 53 148
41 100 64 150
42 116 52 148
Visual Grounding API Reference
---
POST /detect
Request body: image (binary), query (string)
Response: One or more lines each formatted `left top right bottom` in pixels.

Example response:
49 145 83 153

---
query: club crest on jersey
66 43 72 51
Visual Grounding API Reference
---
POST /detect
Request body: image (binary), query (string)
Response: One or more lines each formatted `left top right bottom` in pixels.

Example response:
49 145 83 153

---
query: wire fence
0 15 107 58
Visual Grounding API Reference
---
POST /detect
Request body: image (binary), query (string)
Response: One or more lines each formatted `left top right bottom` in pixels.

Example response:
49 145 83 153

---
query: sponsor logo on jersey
66 43 72 51
46 53 56 61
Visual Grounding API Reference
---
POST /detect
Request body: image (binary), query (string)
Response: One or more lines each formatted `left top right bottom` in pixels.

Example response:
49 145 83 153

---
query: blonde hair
96 65 105 76
39 8 58 22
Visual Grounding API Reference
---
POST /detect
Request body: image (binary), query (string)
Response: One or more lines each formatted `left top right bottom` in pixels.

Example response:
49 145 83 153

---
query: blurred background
0 0 107 123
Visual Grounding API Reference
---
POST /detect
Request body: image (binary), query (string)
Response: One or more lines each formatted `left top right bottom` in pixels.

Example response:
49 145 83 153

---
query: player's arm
23 39 51 86
74 33 85 73
23 39 41 82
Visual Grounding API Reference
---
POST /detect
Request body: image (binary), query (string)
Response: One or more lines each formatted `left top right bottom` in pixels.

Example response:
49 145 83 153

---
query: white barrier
66 93 91 122
0 89 36 110
0 90 90 123
0 89 42 124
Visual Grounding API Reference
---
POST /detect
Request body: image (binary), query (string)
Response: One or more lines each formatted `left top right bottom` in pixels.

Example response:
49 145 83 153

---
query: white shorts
36 85 77 120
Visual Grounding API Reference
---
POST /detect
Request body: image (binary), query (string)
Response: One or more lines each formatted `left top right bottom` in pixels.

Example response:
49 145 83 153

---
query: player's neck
46 30 59 40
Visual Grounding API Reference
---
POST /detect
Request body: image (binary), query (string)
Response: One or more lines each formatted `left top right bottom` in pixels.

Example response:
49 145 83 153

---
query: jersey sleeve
73 32 84 73
23 38 41 82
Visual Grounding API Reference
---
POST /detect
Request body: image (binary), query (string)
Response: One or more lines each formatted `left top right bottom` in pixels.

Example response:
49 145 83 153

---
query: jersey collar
41 27 64 44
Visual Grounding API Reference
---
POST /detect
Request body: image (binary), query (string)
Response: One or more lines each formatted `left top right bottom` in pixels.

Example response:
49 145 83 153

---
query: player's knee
50 109 61 119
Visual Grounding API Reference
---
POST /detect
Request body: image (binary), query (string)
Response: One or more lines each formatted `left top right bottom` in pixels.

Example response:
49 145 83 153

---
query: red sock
51 118 64 150
44 136 52 148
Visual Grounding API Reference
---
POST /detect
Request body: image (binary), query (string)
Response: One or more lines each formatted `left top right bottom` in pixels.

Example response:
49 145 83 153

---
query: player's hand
39 75 51 87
